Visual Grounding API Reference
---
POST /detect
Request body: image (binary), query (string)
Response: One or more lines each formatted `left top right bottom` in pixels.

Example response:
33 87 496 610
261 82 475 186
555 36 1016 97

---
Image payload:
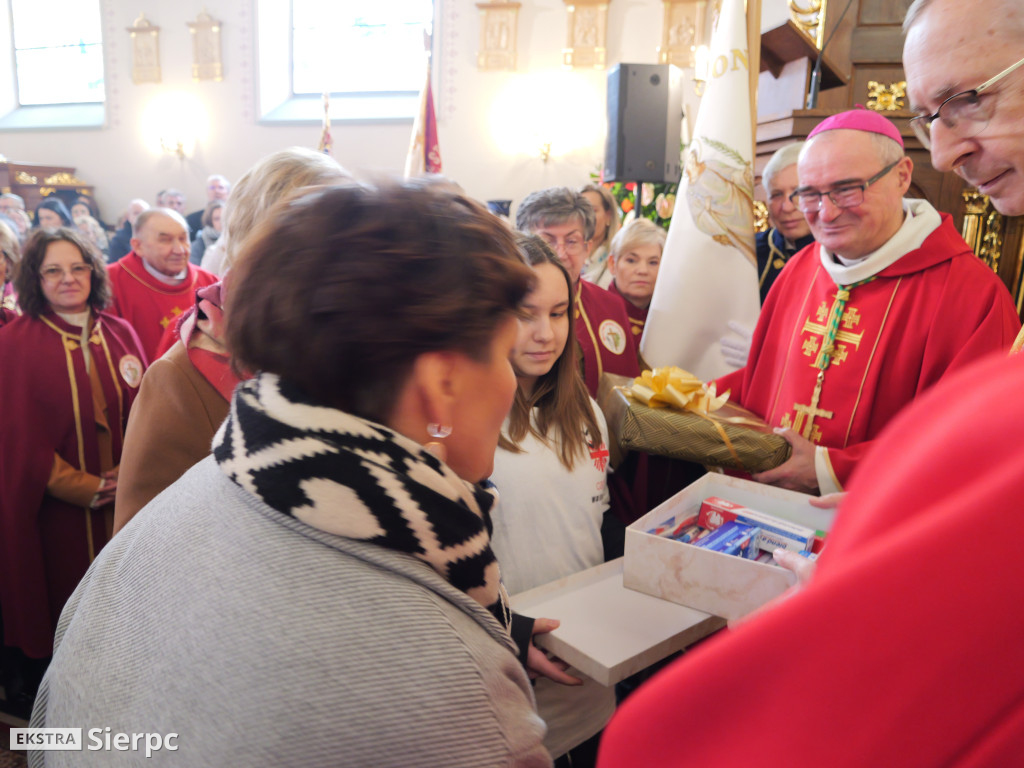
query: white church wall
0 0 790 222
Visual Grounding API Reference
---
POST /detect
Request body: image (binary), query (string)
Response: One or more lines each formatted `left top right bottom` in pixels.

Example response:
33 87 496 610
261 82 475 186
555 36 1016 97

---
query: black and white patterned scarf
212 373 510 628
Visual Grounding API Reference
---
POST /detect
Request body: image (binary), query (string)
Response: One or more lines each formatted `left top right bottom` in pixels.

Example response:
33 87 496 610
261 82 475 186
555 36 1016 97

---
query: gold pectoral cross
781 372 834 442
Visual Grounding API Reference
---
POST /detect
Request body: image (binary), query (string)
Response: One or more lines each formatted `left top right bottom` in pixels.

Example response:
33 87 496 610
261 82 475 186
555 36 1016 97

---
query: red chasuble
576 280 640 398
715 214 1019 488
598 351 1024 768
607 281 648 343
105 251 218 362
0 311 145 658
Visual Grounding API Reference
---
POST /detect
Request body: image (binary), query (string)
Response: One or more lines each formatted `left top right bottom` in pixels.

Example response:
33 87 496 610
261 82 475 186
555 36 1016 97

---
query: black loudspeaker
604 64 684 184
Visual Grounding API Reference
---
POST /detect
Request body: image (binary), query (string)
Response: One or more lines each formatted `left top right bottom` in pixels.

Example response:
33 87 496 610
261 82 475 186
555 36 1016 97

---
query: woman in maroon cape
0 228 145 707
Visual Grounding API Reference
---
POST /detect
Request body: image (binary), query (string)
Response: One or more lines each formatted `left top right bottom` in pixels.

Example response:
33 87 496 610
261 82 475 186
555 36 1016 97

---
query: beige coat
113 340 230 532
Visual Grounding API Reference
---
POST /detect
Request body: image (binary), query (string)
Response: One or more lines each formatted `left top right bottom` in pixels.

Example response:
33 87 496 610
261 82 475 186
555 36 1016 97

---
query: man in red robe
597 12 1024 763
516 187 640 398
597 351 1024 767
716 109 1019 494
106 208 217 361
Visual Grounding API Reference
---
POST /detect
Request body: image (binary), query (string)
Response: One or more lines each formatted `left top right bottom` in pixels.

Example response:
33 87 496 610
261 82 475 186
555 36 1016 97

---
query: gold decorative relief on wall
476 2 521 71
563 0 610 69
43 172 86 186
788 0 825 48
866 80 906 112
188 11 224 81
962 190 1004 273
127 14 161 84
658 0 708 69
14 171 37 184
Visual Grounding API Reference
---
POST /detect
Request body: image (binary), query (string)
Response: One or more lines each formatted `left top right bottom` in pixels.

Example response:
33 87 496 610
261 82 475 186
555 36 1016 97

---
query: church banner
640 0 760 381
404 53 442 178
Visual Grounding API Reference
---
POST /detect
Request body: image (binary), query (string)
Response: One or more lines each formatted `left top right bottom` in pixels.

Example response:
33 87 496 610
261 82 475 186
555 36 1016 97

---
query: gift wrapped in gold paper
598 369 791 473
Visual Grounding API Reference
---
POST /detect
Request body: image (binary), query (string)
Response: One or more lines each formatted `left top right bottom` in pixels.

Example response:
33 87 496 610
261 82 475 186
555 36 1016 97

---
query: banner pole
746 0 762 163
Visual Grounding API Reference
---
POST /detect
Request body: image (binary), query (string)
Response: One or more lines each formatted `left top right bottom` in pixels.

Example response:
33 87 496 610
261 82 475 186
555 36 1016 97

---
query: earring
427 423 452 439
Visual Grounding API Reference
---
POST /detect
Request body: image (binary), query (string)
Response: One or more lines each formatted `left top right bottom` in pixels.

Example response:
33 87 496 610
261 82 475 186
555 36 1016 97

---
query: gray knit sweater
30 457 551 767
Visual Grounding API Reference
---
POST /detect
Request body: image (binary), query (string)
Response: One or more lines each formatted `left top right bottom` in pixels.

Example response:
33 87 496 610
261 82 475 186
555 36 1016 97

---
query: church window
10 0 105 106
257 0 435 123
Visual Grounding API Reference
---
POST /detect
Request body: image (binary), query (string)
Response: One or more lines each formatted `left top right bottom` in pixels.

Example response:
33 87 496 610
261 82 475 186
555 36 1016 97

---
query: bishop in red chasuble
716 110 1019 493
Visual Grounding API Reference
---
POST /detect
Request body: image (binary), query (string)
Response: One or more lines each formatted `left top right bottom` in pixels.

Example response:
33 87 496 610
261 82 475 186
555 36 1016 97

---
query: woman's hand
769 492 842 587
92 468 119 508
526 618 582 686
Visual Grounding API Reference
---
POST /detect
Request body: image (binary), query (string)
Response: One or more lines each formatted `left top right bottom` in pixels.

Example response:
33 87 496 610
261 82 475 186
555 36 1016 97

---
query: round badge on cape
119 354 143 388
598 319 627 355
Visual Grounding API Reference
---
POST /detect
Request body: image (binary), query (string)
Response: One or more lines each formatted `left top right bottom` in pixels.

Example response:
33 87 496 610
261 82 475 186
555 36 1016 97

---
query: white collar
142 258 187 285
818 199 942 285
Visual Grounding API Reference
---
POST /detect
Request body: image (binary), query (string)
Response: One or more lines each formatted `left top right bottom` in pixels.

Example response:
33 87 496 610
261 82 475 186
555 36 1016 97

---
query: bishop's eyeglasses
909 54 1024 149
788 160 900 213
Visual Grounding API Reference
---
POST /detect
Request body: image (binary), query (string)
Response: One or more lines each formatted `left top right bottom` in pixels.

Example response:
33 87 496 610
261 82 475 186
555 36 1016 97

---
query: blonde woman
607 218 666 343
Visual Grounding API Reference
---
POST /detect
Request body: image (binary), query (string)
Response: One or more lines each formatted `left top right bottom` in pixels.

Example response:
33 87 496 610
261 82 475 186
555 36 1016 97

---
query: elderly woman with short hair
32 182 553 767
607 218 666 342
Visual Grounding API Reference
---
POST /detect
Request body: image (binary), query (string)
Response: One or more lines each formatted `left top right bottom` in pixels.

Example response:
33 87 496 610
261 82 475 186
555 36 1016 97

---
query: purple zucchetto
807 106 905 148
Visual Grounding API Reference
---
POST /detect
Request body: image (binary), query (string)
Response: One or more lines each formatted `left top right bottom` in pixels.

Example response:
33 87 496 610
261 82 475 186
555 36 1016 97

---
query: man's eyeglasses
909 54 1024 150
789 160 900 213
40 263 91 282
539 233 588 257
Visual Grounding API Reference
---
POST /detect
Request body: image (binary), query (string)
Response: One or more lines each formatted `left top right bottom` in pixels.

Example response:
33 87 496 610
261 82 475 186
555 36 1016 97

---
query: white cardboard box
624 473 836 621
509 558 725 686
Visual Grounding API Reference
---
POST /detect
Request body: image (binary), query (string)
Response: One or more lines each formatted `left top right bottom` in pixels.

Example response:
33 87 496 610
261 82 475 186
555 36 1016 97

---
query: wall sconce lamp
160 138 187 159
539 141 552 163
143 92 206 161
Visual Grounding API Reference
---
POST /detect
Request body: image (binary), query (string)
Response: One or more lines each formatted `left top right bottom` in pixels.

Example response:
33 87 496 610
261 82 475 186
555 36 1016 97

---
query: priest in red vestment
516 187 640 398
716 109 1019 495
598 348 1024 767
0 228 145 666
105 208 217 361
606 218 665 344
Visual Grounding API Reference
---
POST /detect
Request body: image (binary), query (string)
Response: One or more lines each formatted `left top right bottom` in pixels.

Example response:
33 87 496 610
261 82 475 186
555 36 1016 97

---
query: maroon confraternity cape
607 281 648 343
576 280 640 398
0 311 145 658
715 212 1019 488
105 251 218 362
597 351 1024 767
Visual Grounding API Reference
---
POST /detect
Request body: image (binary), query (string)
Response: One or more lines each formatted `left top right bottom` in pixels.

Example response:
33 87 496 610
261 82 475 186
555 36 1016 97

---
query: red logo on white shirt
590 442 610 472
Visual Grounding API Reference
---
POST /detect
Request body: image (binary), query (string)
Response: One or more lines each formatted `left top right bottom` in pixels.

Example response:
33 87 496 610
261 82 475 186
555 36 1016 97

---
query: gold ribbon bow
625 366 749 469
627 366 730 414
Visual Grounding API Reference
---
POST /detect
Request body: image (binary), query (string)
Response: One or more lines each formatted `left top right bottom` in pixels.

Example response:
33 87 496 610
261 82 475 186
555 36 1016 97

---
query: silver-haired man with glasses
903 0 1024 218
715 108 1018 496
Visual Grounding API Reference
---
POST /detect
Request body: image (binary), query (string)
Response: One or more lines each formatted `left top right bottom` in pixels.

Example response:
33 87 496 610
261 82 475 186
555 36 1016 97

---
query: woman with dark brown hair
490 234 621 767
31 183 553 767
0 228 145 713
